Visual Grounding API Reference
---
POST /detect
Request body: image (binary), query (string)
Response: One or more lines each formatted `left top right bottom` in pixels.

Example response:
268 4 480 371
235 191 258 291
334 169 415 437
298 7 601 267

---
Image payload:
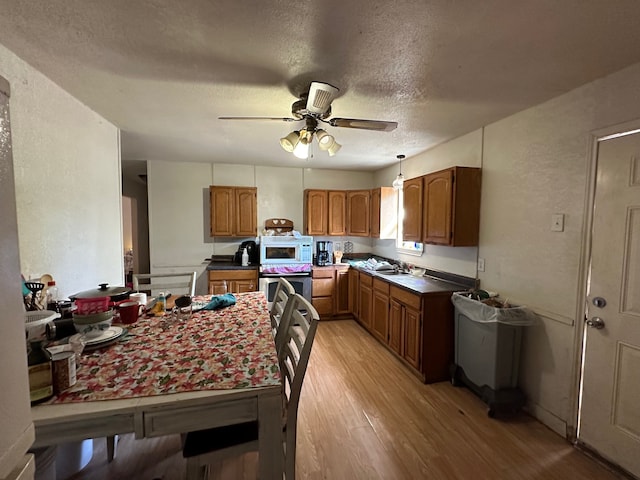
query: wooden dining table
31 291 283 479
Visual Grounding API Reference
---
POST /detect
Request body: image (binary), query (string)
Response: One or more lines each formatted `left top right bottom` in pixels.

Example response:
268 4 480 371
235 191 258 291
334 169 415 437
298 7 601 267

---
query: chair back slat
278 293 319 411
270 278 296 352
133 272 197 297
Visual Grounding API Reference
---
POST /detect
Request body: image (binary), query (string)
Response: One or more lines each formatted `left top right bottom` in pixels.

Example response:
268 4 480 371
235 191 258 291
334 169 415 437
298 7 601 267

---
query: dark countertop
354 267 468 295
205 254 474 294
205 256 259 271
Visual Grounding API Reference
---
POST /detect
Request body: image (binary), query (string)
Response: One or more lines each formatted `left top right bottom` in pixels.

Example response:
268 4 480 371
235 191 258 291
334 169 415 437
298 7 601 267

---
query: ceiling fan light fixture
280 131 300 152
293 132 312 159
315 129 335 151
327 141 342 157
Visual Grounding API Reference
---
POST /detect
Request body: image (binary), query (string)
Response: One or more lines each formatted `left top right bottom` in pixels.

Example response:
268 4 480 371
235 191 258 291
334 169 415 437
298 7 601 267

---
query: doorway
122 195 138 286
577 126 640 478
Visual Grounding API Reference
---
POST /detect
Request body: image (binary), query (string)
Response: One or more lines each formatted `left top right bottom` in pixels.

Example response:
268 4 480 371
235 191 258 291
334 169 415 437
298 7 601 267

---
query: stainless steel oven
259 275 312 307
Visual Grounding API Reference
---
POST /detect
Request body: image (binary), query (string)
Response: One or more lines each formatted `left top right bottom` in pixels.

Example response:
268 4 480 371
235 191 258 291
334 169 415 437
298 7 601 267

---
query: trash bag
451 292 538 326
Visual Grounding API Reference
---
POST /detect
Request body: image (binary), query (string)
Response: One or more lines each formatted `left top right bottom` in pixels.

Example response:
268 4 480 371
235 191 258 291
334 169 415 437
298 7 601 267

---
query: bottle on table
158 291 166 313
46 281 59 311
27 340 53 404
241 248 249 266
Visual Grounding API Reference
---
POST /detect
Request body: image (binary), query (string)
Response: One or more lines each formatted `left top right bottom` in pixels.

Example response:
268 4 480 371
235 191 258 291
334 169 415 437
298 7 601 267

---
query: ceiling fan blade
329 118 398 132
306 82 339 115
219 116 300 122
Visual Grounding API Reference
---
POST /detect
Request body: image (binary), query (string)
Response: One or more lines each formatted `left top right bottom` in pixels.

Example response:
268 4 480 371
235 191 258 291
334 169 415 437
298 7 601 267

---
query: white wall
0 75 34 480
479 62 640 432
147 162 374 294
0 44 122 299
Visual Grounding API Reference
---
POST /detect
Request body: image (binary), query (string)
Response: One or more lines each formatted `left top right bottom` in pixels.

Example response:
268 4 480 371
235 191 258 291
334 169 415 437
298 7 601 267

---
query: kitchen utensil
70 283 131 302
173 295 193 321
25 310 60 342
25 282 45 311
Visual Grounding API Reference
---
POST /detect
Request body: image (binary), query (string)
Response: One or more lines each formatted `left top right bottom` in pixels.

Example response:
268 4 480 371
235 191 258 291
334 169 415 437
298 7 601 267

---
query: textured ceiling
2 0 640 171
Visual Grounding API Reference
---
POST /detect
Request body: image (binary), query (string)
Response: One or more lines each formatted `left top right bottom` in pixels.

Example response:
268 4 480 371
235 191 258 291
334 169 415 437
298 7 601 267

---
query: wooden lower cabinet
358 273 373 329
349 268 359 319
208 270 258 294
335 266 350 314
371 278 389 343
359 277 455 384
312 265 351 319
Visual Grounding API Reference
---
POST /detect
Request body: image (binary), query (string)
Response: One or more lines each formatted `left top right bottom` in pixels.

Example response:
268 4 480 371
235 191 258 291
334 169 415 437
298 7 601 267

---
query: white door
579 131 640 478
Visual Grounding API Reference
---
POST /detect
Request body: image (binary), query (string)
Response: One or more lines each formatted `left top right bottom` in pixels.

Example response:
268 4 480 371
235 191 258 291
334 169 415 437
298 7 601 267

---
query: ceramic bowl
73 311 113 338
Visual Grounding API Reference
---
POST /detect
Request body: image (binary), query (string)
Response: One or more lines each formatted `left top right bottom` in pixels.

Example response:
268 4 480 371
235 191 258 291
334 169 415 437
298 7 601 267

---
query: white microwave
259 236 313 265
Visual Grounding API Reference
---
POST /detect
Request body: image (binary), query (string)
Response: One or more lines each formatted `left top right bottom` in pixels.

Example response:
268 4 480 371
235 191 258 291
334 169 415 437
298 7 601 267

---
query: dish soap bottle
241 247 249 266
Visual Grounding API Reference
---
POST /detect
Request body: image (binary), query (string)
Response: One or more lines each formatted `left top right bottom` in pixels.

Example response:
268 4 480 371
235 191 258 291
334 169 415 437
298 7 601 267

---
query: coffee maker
315 240 333 266
234 240 259 265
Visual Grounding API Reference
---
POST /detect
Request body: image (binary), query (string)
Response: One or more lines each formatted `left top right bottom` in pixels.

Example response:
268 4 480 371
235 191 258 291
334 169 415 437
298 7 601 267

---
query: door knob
586 317 605 329
592 297 607 308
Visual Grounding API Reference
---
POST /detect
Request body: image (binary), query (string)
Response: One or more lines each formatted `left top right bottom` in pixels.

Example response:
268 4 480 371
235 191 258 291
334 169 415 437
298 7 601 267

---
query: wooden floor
66 319 626 480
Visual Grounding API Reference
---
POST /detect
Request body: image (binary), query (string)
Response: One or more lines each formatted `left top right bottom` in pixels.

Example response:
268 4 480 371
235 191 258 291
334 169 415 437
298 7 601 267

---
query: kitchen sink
377 270 408 275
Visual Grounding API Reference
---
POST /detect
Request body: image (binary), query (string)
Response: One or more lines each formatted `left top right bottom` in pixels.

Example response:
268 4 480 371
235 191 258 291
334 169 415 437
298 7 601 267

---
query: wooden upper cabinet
209 186 257 237
304 189 328 235
422 167 481 246
328 191 347 236
402 177 423 242
210 186 234 236
422 170 452 245
371 188 381 237
370 187 398 239
235 187 258 237
346 190 370 236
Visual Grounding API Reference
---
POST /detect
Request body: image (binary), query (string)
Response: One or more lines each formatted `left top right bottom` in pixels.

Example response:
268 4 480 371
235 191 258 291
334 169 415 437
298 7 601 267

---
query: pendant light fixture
392 154 405 190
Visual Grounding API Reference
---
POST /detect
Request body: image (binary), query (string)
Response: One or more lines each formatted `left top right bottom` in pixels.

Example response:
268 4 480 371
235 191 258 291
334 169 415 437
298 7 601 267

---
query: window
395 188 423 256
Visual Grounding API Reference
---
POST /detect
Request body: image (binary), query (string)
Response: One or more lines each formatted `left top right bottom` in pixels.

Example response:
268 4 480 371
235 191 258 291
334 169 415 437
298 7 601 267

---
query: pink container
74 296 110 315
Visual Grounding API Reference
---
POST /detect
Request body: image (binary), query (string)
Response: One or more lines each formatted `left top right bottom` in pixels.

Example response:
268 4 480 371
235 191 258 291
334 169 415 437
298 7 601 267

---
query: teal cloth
200 293 236 310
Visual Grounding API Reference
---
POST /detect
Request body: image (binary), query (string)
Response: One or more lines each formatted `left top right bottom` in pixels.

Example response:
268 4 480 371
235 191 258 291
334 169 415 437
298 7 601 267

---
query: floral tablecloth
53 291 280 403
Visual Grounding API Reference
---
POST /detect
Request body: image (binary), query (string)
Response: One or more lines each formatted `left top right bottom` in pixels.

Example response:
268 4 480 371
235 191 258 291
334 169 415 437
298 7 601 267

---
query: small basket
25 310 60 342
74 296 110 315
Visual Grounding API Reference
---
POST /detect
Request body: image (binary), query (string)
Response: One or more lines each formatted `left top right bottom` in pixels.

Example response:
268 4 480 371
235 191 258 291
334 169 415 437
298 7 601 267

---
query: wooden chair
269 277 296 352
181 293 319 480
132 271 196 297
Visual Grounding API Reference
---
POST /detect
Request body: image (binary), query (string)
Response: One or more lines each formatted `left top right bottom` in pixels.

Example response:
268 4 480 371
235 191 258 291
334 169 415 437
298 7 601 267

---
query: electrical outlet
551 214 565 232
477 258 485 272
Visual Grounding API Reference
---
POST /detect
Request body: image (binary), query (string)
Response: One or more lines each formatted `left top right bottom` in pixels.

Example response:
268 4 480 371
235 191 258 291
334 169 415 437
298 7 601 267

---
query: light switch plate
551 214 565 232
477 258 485 272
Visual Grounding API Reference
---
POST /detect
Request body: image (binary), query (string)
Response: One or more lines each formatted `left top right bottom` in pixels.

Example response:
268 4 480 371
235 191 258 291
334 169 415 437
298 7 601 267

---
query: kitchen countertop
353 266 469 295
205 255 474 294
206 256 259 271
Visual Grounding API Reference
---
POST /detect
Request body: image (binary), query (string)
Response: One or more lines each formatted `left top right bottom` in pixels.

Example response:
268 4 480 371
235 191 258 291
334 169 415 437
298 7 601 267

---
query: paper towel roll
129 292 147 306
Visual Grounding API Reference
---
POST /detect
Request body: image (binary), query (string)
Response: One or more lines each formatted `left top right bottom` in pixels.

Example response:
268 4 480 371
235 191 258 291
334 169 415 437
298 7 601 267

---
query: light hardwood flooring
66 319 626 480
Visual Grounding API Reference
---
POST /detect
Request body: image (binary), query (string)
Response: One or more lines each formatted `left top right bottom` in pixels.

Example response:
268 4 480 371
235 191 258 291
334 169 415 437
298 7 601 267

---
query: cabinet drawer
390 285 421 310
373 277 390 294
312 297 334 316
209 270 257 281
312 267 334 278
313 278 334 296
359 272 373 287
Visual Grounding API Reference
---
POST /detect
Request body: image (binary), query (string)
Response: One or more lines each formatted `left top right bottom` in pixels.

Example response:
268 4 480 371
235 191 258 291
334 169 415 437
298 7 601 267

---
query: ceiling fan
219 81 398 158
